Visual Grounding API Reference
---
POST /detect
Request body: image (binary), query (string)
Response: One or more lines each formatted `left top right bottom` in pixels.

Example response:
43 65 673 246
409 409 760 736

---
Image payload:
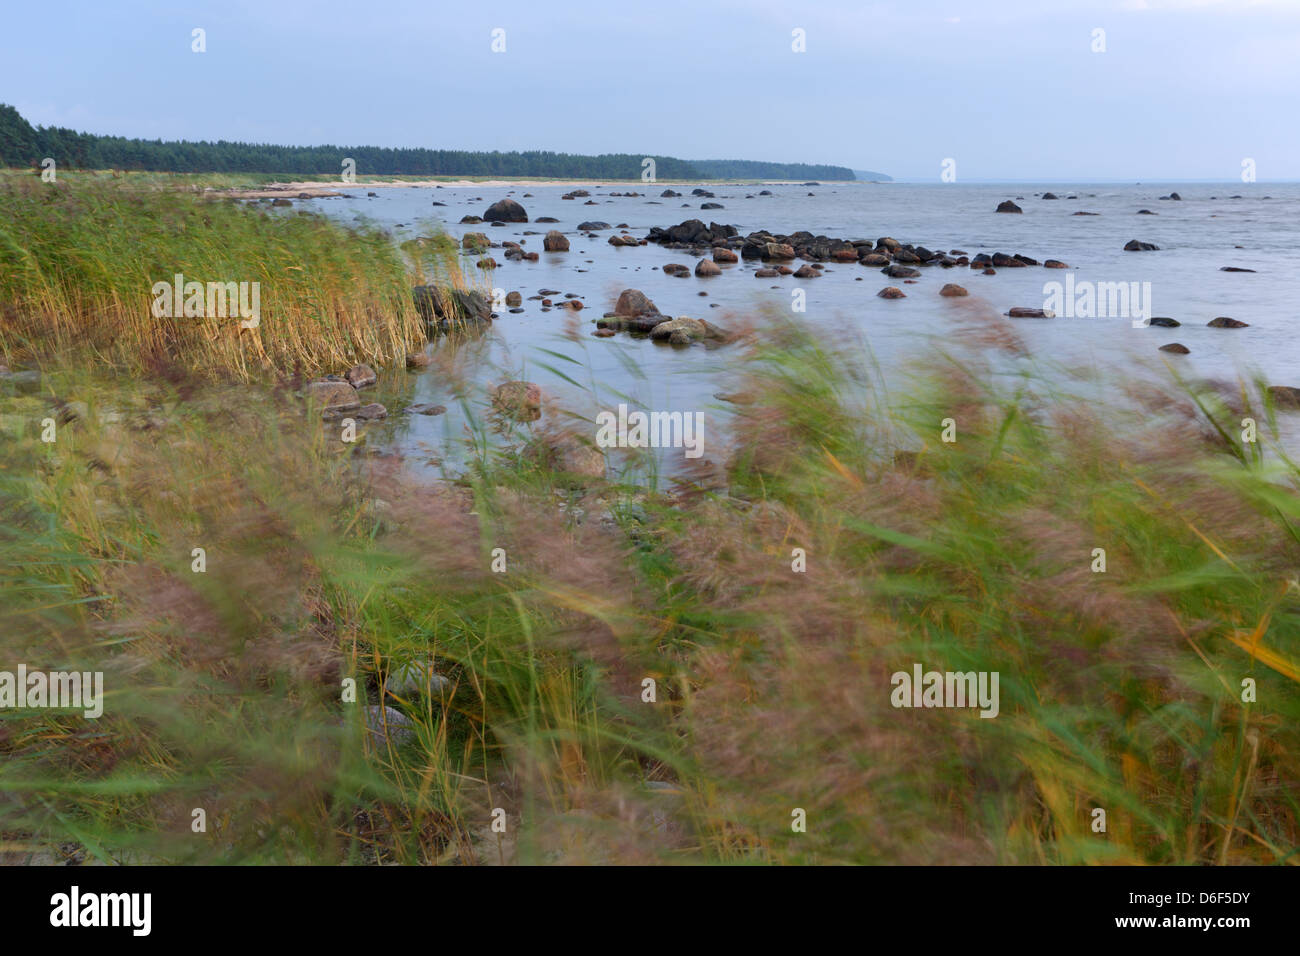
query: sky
2 0 1298 181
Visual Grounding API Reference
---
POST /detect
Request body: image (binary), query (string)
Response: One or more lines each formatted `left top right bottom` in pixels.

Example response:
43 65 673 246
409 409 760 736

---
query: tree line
0 105 856 181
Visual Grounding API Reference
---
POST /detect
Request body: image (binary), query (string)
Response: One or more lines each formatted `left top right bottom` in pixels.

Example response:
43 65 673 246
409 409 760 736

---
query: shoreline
208 176 866 200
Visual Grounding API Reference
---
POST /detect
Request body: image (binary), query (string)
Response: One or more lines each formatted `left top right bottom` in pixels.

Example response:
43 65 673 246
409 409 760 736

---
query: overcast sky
4 0 1298 181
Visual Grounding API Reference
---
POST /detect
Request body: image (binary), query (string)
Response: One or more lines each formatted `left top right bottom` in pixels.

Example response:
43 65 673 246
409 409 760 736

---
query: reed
0 176 453 379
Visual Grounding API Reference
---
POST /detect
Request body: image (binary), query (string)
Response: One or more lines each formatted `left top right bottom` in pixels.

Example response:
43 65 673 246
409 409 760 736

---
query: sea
306 181 1300 475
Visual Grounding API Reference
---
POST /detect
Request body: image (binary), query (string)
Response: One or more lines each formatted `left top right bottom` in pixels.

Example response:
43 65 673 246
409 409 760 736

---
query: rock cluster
594 288 731 345
643 219 1063 274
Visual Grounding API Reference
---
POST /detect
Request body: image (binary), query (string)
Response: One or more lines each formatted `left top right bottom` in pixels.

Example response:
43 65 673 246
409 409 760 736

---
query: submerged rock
996 200 1023 213
598 313 670 334
1159 343 1190 354
650 317 708 344
306 380 360 412
1207 316 1248 328
492 381 543 421
523 432 606 480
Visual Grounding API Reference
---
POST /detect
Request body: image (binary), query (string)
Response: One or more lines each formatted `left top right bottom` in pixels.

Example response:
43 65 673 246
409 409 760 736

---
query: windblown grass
2 309 1296 864
0 177 446 379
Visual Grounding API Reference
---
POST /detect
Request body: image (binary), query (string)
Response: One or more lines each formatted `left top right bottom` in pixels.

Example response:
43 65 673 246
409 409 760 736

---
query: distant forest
0 105 859 181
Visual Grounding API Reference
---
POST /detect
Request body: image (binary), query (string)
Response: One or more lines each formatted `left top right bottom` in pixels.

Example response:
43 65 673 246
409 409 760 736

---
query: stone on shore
345 364 377 388
362 705 415 747
413 285 492 332
1267 385 1300 409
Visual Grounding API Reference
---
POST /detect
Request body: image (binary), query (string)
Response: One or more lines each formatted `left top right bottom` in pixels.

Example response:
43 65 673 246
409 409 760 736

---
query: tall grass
0 177 443 379
1 309 1296 864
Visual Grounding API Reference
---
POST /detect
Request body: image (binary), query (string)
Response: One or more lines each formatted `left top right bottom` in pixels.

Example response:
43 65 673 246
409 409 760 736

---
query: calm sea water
309 181 1300 472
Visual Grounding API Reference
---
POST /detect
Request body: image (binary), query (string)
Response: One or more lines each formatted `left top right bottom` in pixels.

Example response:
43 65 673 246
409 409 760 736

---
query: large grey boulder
484 199 528 222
